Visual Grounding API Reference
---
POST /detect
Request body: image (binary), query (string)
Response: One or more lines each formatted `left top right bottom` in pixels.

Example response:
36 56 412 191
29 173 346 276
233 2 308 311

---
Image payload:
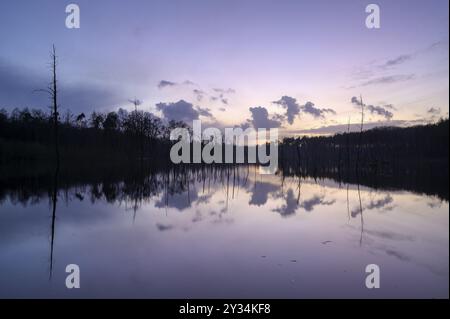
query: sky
0 0 448 135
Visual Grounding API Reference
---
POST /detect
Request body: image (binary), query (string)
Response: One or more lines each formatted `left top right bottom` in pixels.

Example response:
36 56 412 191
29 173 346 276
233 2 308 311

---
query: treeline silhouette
0 107 187 164
0 107 448 171
280 118 448 173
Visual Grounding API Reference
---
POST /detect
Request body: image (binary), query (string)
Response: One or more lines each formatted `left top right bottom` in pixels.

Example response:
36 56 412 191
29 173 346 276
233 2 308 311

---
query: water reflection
0 165 448 298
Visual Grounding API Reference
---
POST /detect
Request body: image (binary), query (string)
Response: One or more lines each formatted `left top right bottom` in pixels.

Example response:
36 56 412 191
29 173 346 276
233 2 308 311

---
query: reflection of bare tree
49 165 58 280
48 45 60 280
296 176 301 205
346 183 350 222
357 182 364 246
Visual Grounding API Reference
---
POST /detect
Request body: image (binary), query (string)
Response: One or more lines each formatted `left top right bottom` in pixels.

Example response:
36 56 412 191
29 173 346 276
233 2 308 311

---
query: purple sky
0 0 448 134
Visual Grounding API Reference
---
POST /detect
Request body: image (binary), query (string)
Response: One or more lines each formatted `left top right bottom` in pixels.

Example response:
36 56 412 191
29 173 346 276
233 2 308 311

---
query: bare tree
35 45 60 168
128 98 142 112
356 95 364 171
51 45 59 168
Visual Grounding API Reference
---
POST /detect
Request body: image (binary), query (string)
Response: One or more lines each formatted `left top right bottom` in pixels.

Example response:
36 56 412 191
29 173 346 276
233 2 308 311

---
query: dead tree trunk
51 45 60 169
356 95 364 171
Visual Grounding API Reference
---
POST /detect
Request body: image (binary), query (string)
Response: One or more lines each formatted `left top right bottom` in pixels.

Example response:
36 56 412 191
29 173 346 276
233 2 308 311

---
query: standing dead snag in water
34 45 61 279
49 45 60 279
356 95 364 171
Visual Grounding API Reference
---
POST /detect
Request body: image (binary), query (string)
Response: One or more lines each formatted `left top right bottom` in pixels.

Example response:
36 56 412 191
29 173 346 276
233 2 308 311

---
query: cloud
351 96 363 106
157 79 196 89
366 105 394 119
383 104 397 110
195 106 214 118
210 87 235 106
349 40 447 88
159 83 234 106
213 88 235 94
289 119 430 135
301 101 336 118
248 106 282 129
0 58 123 113
360 74 415 87
273 96 300 124
209 94 229 105
156 100 200 123
156 223 174 231
157 80 177 89
193 89 205 101
427 107 441 115
156 100 214 123
321 108 337 115
381 54 412 68
351 96 394 120
273 96 337 122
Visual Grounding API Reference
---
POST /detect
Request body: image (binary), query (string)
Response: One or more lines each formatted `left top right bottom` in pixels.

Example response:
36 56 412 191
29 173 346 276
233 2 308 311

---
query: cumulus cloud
248 106 282 129
351 96 394 120
156 100 214 123
156 100 200 123
273 96 300 124
273 96 336 122
302 101 336 118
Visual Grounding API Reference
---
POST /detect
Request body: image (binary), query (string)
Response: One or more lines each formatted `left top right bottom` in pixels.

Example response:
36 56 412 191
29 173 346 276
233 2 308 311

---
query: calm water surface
0 167 448 298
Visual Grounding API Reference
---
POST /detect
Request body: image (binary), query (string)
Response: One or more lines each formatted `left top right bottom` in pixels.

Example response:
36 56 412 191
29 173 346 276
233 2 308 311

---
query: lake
0 165 448 298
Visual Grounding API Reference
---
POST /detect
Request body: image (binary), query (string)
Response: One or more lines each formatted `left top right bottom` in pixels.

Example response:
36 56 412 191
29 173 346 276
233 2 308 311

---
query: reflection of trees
0 163 447 221
0 166 252 213
48 164 58 280
280 163 448 202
